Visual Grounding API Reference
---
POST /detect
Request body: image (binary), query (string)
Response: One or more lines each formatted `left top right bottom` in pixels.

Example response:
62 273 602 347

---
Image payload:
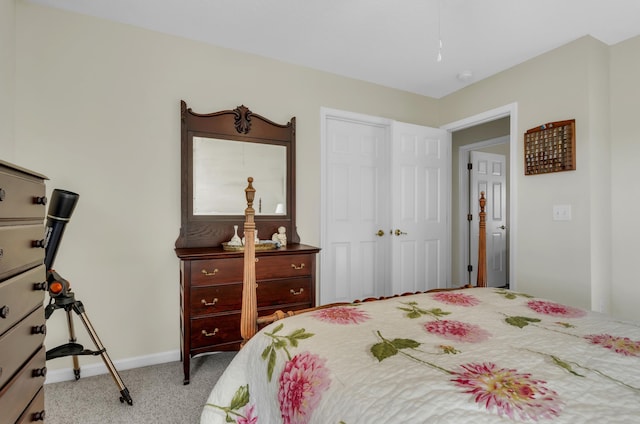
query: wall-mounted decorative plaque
524 119 575 175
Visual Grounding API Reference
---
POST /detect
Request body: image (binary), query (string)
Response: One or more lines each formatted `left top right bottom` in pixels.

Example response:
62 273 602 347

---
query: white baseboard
44 349 181 384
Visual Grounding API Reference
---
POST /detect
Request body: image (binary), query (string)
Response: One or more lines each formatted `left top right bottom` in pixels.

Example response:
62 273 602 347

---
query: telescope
42 188 132 405
44 189 79 271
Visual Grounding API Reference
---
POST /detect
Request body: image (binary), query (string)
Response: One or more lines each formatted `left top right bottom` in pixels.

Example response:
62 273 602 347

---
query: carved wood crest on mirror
175 101 300 248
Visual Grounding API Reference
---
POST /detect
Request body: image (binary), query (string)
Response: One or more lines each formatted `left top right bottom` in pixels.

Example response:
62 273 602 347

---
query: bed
201 180 640 423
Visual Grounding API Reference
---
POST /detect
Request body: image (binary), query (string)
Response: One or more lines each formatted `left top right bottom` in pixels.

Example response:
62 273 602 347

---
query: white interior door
391 122 450 293
470 151 507 287
321 116 390 304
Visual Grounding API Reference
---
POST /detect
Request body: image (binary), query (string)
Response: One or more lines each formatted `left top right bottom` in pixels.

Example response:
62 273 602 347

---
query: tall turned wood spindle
240 177 258 346
477 191 487 288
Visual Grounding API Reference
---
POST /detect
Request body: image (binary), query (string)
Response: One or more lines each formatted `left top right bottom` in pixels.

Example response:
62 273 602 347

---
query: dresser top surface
175 243 320 260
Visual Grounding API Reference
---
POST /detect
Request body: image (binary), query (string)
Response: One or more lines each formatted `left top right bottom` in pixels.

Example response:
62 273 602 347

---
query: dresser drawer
190 301 313 350
190 313 241 349
0 169 46 222
0 265 46 335
189 257 244 286
256 254 313 279
0 306 46 388
0 347 46 424
190 277 312 317
190 284 243 317
0 225 45 281
258 277 311 306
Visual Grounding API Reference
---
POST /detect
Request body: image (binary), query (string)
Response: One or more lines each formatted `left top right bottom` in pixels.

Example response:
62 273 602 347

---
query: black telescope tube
44 189 79 270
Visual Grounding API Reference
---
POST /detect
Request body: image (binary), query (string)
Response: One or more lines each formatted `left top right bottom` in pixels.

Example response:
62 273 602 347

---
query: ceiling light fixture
457 70 473 82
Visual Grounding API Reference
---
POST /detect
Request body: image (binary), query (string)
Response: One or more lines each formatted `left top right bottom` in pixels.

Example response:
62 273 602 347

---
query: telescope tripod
45 276 133 405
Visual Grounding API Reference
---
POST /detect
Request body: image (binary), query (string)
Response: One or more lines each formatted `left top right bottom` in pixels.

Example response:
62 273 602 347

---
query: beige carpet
44 352 236 424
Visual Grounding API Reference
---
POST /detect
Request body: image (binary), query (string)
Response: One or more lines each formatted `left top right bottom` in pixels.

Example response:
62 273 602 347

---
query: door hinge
467 214 473 221
467 265 473 272
467 163 472 170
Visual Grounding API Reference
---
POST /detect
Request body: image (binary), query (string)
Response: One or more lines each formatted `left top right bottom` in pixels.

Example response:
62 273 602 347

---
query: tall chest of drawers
175 244 319 384
0 160 48 423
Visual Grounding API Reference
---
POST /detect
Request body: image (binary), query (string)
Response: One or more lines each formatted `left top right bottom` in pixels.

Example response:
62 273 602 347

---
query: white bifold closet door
321 111 450 305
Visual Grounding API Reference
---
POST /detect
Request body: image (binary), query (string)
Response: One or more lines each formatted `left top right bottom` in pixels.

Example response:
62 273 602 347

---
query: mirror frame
176 101 300 248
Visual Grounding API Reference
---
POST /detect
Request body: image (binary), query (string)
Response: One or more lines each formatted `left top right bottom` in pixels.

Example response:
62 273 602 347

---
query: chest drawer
190 277 312 317
189 257 244 286
256 254 313 279
0 225 45 281
16 387 45 423
0 265 46 335
0 306 46 389
0 347 46 424
0 170 46 222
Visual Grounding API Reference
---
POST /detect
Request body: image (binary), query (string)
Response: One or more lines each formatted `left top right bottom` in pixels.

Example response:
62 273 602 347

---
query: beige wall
14 3 439 372
0 0 15 158
440 36 613 315
610 36 640 321
10 3 640 375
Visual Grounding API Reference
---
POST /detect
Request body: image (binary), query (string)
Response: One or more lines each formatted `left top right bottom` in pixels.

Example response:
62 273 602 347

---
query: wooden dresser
0 160 48 423
176 244 319 384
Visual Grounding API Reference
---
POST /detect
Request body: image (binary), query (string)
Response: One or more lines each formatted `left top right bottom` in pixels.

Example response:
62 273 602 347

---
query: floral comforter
201 288 640 423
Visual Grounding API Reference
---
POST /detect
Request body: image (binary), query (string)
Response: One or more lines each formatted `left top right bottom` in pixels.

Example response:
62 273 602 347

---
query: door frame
441 102 518 290
458 136 509 286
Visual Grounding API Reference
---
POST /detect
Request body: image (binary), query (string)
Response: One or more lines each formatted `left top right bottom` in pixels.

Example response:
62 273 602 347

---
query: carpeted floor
44 352 236 424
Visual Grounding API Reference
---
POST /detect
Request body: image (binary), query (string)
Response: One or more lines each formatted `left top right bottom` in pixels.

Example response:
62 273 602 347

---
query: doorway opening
442 103 518 290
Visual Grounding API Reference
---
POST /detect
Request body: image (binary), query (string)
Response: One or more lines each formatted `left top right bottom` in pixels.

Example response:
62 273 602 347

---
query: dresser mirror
193 137 286 215
176 101 299 248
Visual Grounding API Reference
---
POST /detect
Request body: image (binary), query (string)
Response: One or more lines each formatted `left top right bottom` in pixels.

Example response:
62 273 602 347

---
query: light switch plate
553 205 572 221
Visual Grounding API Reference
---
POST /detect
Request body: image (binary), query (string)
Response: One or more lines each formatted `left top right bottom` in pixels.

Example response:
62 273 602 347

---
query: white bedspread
201 288 640 423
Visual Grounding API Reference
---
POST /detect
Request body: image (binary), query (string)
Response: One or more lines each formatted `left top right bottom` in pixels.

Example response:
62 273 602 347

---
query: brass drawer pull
201 298 219 307
201 328 219 337
290 288 304 296
291 263 305 270
201 268 219 277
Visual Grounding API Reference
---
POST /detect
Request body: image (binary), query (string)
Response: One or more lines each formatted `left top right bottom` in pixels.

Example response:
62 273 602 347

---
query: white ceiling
26 0 640 98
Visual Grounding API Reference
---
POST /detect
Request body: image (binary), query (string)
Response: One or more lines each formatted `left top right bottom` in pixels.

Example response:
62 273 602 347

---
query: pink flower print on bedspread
451 362 562 421
424 320 491 343
237 404 258 424
585 334 640 357
526 300 586 318
278 352 331 424
431 291 480 306
313 306 370 324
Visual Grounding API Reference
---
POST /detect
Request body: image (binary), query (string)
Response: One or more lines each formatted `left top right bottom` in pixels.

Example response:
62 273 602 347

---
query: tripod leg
65 309 82 380
73 301 133 405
